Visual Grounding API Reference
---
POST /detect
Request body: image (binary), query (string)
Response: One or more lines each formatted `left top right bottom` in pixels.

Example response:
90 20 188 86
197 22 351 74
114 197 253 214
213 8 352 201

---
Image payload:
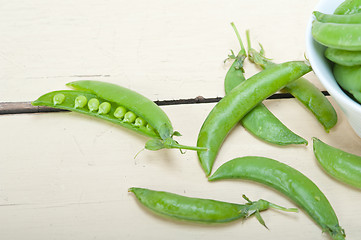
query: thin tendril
134 147 145 159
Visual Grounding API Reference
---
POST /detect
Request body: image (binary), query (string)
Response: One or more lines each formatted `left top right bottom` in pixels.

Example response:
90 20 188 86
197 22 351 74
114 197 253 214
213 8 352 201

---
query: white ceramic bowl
306 0 361 137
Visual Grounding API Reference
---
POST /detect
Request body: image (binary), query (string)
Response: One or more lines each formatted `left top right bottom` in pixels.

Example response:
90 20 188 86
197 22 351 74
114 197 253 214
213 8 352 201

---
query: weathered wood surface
1 0 360 239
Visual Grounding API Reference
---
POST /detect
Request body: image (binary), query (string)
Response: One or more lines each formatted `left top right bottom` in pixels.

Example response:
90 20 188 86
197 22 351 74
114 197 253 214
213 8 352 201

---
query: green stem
231 22 246 55
246 30 274 68
168 142 208 151
246 29 252 52
268 202 298 212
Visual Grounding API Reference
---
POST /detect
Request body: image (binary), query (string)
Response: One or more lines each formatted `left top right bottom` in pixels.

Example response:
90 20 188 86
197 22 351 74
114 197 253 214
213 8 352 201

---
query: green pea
74 95 87 109
146 124 154 132
123 111 137 123
247 30 337 132
313 137 361 189
325 48 361 67
53 93 65 105
334 0 361 15
88 98 100 112
209 156 346 240
98 102 111 115
314 11 361 24
312 20 361 51
114 106 127 119
333 64 361 103
223 24 307 146
197 61 311 176
134 117 146 127
129 187 297 225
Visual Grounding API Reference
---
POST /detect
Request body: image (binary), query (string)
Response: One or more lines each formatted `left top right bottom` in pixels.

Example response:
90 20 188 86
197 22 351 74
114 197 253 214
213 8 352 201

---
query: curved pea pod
334 0 361 15
282 78 338 132
209 156 346 240
314 11 361 24
333 64 361 103
313 137 361 189
32 80 205 152
224 23 307 146
197 61 312 176
129 187 297 226
226 59 307 145
312 20 361 51
325 48 361 66
246 31 338 132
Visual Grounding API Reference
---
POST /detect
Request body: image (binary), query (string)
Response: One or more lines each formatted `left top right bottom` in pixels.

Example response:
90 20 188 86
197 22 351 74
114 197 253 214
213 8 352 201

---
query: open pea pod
32 80 206 152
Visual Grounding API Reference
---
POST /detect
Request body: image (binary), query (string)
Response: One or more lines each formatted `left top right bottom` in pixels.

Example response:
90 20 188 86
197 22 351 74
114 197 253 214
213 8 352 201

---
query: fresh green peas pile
31 2 361 239
312 0 361 104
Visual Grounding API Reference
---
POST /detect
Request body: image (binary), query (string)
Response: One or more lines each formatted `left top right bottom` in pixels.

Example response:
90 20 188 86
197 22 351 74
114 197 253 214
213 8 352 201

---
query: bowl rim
305 0 361 114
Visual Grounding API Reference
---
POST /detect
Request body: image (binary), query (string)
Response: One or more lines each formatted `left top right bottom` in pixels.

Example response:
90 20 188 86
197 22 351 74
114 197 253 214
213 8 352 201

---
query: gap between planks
0 91 329 115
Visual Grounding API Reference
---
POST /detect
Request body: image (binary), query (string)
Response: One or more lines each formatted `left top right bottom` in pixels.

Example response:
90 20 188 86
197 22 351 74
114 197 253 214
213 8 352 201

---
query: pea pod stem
246 30 337 132
224 23 247 94
129 187 297 226
209 156 346 240
241 194 297 213
224 23 307 146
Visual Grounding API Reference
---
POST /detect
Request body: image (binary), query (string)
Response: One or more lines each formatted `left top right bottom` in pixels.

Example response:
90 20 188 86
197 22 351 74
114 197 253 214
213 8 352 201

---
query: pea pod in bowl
32 80 206 152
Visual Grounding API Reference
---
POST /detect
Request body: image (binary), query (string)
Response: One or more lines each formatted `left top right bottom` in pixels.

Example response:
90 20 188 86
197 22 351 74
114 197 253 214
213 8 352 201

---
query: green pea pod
333 64 361 103
334 0 361 15
314 11 361 23
282 79 338 132
224 23 307 145
209 156 346 240
197 61 311 176
129 187 297 226
312 20 361 51
325 48 361 66
32 81 206 152
247 31 337 132
313 137 361 189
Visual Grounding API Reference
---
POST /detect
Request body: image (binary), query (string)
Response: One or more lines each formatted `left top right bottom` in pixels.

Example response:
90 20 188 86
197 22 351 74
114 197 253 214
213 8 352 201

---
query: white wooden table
1 0 360 239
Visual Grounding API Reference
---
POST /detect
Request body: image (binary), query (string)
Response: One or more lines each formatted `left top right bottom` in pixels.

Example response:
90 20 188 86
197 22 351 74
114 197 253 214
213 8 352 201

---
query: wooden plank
0 99 360 239
0 102 65 114
0 0 320 102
